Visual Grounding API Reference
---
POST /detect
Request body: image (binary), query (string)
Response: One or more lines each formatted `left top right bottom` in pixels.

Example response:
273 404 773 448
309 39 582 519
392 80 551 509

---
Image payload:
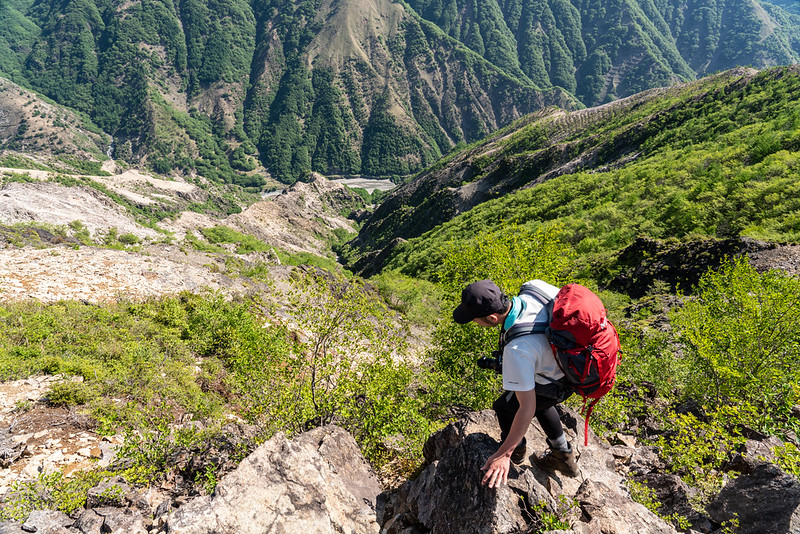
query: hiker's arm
481 389 536 488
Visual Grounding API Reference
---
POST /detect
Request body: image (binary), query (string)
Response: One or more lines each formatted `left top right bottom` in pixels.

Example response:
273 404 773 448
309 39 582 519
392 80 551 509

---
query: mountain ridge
0 0 798 184
343 65 799 278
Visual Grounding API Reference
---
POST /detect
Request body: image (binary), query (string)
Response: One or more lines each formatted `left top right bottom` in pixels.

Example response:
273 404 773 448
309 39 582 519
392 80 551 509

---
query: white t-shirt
501 280 565 391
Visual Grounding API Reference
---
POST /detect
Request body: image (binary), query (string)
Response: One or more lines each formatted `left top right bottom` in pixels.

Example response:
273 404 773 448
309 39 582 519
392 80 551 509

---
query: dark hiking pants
492 384 572 448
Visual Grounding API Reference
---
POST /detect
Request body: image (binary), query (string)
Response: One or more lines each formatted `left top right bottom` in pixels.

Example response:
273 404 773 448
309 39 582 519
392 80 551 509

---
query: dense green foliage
376 67 800 280
671 258 800 430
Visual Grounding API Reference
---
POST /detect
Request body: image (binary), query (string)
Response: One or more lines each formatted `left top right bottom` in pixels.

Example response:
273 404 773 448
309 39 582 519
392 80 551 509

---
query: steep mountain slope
0 77 110 169
344 65 800 277
0 0 573 185
406 0 800 106
0 0 797 185
243 0 575 183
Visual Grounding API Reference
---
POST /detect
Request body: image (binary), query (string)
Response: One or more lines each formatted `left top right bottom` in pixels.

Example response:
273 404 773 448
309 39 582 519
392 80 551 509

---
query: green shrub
118 233 140 245
655 407 748 501
370 271 444 326
0 470 110 521
46 381 95 406
69 220 93 245
774 442 800 478
200 225 271 254
670 258 800 432
184 230 226 253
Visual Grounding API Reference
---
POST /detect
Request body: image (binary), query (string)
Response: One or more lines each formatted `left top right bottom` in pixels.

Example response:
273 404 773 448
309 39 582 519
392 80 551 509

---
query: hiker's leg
534 395 565 442
493 390 519 442
533 394 579 476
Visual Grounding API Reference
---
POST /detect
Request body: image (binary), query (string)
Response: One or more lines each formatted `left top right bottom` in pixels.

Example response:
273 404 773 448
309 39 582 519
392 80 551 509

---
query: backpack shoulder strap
504 321 548 344
522 283 555 309
503 282 556 344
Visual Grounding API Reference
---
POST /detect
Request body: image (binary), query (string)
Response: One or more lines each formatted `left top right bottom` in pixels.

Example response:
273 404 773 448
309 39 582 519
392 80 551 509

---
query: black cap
453 280 506 324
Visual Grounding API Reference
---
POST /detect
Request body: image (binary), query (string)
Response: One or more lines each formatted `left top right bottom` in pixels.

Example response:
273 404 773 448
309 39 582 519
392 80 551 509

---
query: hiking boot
510 442 527 465
534 441 579 477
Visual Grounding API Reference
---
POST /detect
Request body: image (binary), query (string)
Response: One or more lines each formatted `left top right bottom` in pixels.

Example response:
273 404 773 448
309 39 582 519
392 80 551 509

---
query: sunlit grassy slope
368 66 800 279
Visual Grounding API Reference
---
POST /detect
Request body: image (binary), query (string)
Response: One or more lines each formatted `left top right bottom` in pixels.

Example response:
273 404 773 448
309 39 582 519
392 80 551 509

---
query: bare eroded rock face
707 464 800 534
0 181 162 240
165 425 382 534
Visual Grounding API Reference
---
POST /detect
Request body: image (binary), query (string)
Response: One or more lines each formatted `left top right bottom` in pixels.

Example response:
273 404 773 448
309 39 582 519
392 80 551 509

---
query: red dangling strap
580 397 599 447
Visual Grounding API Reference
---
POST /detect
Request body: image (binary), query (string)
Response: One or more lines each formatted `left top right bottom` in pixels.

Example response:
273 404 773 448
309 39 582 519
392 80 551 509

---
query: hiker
453 279 578 489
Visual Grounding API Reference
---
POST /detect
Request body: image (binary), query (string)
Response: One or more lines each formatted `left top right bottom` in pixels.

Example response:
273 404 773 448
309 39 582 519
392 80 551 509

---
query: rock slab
707 463 800 534
384 409 677 534
166 425 381 534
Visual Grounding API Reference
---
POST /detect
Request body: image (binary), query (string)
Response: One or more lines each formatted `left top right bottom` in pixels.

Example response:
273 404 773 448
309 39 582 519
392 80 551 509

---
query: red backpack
505 282 621 446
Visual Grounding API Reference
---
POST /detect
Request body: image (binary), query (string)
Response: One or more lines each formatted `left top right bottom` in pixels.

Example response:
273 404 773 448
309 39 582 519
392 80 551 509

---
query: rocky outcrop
609 236 782 298
707 463 800 534
382 408 677 534
164 425 382 534
4 407 798 534
231 174 362 256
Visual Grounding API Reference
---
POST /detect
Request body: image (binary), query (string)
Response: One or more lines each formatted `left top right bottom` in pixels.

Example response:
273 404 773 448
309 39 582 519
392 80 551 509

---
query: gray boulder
0 521 26 534
707 463 800 534
576 479 677 534
73 509 105 534
0 429 25 468
20 510 73 534
91 507 148 534
723 436 784 475
384 408 677 534
165 425 381 534
86 477 149 512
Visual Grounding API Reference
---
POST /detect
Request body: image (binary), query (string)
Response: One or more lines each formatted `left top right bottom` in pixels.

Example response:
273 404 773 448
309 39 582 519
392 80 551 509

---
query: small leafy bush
655 406 748 500
118 233 140 245
46 381 95 406
0 470 110 521
200 225 270 254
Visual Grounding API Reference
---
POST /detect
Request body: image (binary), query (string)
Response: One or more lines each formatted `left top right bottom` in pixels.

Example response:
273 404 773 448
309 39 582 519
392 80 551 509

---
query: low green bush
46 381 96 406
200 225 270 254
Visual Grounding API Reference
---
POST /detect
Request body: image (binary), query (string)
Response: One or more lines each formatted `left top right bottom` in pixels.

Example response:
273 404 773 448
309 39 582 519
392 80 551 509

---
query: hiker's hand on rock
481 452 510 488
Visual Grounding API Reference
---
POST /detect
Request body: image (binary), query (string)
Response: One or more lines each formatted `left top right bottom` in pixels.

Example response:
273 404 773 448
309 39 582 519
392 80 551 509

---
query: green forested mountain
0 0 573 185
0 0 797 184
406 0 800 105
344 65 800 279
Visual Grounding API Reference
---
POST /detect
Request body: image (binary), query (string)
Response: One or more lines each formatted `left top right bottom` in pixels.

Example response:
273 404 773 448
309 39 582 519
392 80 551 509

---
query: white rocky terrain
0 163 368 497
0 166 364 303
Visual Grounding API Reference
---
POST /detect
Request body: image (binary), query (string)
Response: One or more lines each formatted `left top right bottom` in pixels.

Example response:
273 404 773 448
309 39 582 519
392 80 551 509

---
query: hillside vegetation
0 0 798 183
407 0 800 105
345 66 800 280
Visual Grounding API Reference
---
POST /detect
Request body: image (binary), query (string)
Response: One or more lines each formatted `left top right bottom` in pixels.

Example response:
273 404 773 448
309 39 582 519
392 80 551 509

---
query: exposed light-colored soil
0 245 261 304
0 181 162 240
0 377 122 496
